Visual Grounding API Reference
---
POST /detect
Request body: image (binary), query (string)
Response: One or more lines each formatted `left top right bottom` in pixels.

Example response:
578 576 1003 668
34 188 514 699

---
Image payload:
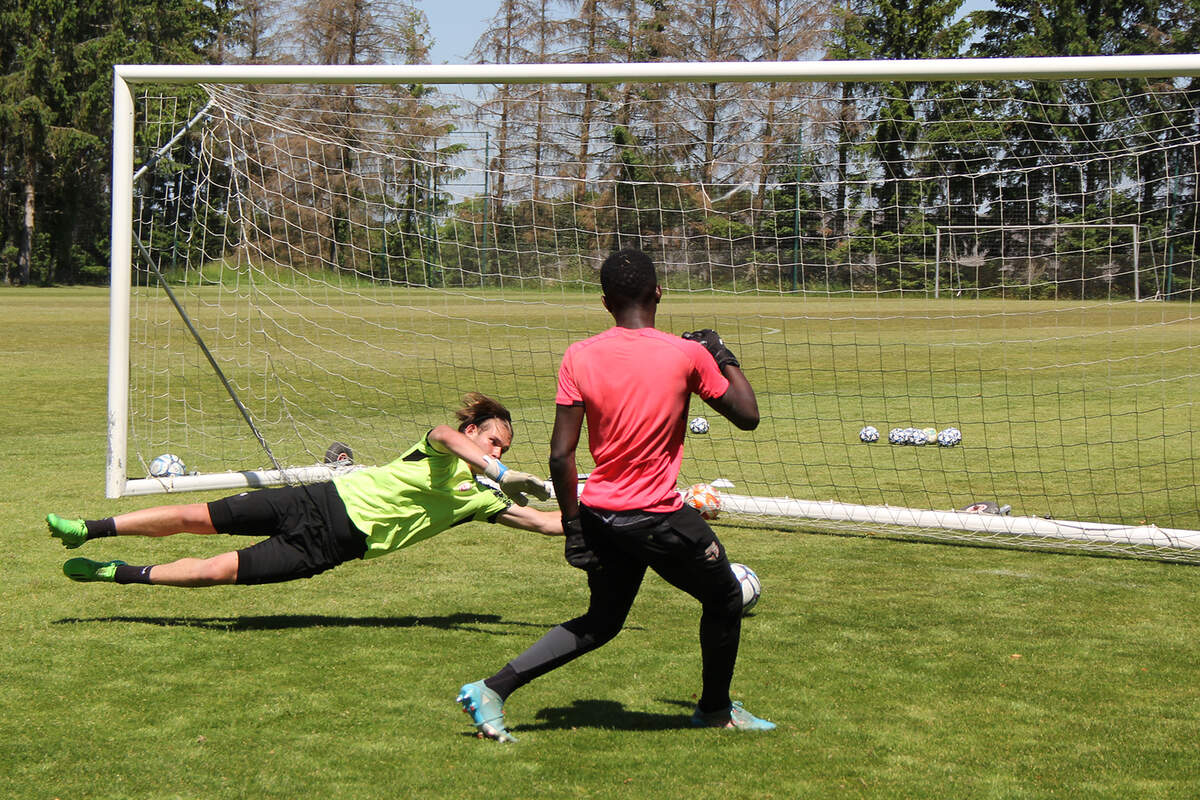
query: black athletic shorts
207 482 367 585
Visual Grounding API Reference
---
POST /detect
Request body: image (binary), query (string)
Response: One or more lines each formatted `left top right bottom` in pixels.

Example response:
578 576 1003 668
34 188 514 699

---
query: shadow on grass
53 611 549 634
503 698 696 733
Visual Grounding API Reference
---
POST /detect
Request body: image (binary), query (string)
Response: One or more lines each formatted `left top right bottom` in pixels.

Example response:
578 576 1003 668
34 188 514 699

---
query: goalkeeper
46 393 558 587
456 249 774 742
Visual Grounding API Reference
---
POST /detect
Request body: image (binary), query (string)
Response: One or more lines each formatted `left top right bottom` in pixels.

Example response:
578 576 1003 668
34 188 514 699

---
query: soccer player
46 393 559 587
456 249 774 742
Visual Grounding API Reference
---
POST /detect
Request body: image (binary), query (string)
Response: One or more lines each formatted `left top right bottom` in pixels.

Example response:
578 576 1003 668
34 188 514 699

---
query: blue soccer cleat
691 701 776 731
456 680 517 743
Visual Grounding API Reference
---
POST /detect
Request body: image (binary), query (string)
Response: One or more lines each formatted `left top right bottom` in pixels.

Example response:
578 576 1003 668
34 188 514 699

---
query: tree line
3 0 1200 294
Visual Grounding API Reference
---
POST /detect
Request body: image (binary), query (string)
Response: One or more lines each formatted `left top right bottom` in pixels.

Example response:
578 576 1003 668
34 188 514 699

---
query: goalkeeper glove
681 328 740 369
483 456 551 506
563 516 600 571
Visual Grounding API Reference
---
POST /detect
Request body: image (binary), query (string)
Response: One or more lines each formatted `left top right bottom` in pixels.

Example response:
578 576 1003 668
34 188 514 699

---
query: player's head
456 392 513 457
600 248 660 315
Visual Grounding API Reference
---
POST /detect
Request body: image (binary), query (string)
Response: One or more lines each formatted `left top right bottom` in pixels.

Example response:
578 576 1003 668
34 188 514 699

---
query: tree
0 0 218 285
851 0 971 238
470 0 570 206
271 0 434 274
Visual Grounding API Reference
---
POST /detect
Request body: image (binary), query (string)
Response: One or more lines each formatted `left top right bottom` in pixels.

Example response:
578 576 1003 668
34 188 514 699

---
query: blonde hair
454 392 513 435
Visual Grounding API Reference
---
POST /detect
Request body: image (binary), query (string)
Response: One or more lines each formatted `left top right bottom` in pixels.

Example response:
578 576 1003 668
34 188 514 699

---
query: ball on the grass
910 428 928 446
729 562 761 615
688 416 710 435
859 425 879 443
937 427 962 447
888 427 905 444
683 483 721 520
922 427 938 442
149 453 186 477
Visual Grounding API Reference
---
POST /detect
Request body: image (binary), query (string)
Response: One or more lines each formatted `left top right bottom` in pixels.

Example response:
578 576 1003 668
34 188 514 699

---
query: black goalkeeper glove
563 516 600 572
682 328 740 369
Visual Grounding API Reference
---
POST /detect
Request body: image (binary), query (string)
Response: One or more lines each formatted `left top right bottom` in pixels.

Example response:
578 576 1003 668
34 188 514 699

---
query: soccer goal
110 56 1200 561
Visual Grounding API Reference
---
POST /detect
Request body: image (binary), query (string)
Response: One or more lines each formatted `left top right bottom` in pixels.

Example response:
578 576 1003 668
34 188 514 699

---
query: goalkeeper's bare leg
48 503 219 549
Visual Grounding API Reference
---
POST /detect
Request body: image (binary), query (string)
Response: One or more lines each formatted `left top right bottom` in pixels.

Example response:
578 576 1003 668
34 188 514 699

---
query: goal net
110 58 1200 561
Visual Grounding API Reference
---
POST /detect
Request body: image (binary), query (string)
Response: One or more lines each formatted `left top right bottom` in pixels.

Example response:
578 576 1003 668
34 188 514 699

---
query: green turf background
3 289 1199 799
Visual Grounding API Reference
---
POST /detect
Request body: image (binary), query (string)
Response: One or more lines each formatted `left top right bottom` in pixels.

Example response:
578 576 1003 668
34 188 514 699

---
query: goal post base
117 465 362 497
721 494 1200 555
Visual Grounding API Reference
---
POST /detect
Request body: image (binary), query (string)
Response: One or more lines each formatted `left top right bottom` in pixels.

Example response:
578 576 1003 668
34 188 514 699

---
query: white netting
124 71 1200 558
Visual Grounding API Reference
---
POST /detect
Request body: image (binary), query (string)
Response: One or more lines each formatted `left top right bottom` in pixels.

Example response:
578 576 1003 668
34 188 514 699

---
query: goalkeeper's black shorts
207 482 367 585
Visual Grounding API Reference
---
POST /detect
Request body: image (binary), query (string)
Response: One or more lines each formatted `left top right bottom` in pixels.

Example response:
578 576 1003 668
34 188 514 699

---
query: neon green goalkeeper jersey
332 432 512 559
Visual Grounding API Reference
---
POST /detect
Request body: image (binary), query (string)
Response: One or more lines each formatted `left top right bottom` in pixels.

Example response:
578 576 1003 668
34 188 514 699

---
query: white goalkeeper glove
482 456 551 506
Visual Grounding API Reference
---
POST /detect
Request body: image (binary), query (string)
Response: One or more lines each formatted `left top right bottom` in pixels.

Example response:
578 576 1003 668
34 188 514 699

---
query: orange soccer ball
683 483 721 520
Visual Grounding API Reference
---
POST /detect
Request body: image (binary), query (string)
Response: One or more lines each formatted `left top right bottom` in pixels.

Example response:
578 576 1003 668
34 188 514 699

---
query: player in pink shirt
457 248 775 741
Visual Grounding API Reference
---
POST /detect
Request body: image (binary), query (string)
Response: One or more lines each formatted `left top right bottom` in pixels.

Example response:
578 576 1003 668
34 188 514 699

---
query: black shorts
207 482 367 585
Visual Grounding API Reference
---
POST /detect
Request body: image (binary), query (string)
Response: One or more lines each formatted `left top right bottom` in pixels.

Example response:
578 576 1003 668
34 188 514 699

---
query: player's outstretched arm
704 365 759 431
428 424 550 506
496 504 563 535
683 329 759 430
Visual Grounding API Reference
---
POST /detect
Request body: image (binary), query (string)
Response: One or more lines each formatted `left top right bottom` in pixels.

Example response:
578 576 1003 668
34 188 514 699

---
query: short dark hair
455 392 513 435
600 249 657 312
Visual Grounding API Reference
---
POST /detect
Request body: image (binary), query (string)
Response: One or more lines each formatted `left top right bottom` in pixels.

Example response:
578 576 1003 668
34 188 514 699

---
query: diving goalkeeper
46 393 559 587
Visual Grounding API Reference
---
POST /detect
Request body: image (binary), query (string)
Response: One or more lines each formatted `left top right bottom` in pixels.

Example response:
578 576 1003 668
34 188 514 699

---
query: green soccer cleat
456 680 517 743
691 701 776 731
47 514 89 549
63 558 126 583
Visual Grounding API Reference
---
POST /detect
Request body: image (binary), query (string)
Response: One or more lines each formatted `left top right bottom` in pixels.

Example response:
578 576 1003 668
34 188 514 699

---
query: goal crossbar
113 54 1200 85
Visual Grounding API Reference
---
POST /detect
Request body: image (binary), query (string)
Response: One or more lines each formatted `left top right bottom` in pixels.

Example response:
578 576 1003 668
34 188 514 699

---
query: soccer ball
149 453 186 478
683 483 721 520
922 427 938 442
688 416 710 435
910 428 928 446
729 562 761 615
888 427 905 444
859 425 879 443
937 427 962 447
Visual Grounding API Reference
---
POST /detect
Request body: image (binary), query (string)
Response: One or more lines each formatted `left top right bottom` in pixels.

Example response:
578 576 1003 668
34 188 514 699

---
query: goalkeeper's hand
483 457 551 506
563 516 600 571
682 328 740 369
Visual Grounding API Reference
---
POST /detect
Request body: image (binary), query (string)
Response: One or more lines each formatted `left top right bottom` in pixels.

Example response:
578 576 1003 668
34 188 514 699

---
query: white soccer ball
683 483 721 520
888 427 905 444
910 428 928 446
149 453 186 478
859 425 879 443
729 562 761 615
688 416 710 435
937 427 962 447
922 427 938 442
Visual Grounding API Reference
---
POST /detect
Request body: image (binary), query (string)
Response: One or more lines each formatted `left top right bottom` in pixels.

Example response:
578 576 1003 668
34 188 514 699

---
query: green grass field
4 288 1200 799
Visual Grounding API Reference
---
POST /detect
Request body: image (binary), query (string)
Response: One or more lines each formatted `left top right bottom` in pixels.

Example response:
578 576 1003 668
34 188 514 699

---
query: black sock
483 665 521 702
113 565 154 585
84 518 117 539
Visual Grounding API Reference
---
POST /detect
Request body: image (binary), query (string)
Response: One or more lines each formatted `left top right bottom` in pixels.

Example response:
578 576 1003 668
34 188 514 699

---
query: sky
414 0 497 64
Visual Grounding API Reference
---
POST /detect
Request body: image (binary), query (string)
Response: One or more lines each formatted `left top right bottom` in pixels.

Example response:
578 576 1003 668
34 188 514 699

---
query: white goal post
109 55 1200 561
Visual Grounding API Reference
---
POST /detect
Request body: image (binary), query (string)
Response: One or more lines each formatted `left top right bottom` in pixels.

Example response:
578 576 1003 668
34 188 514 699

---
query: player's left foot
691 701 776 731
456 680 517 742
47 514 89 549
63 558 126 583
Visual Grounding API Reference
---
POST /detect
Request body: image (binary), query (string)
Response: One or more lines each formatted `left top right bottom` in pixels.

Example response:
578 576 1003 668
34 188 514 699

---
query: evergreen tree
0 0 217 284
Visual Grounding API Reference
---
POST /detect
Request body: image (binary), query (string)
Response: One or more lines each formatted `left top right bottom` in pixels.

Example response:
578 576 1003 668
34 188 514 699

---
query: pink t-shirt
556 326 730 512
